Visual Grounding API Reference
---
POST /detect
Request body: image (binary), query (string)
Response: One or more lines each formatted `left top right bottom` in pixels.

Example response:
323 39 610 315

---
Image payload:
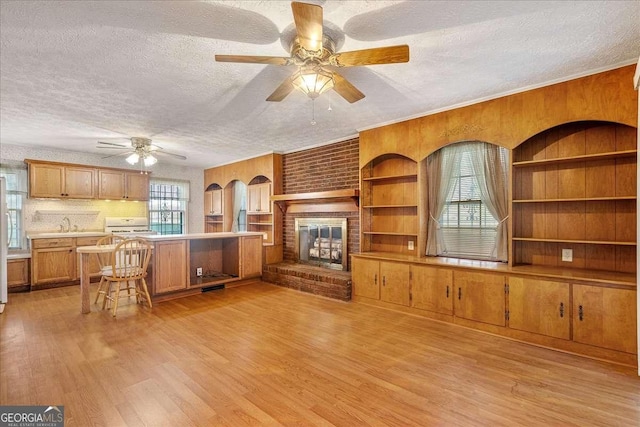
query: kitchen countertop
27 231 108 239
142 232 265 242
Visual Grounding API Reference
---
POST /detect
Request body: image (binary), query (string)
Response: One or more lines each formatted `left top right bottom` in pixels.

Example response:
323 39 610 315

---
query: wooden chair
101 238 153 317
93 235 126 306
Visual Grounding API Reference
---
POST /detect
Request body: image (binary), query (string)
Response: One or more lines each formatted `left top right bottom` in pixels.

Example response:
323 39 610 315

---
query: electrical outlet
263 233 268 240
196 267 203 277
408 240 415 250
561 249 573 262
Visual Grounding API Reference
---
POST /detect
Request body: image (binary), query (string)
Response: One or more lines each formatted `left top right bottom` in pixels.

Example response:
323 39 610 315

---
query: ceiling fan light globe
291 66 334 99
126 153 140 165
144 154 158 167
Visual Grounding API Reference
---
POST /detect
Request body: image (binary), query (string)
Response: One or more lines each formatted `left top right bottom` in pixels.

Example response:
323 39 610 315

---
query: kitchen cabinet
7 258 29 289
28 162 95 199
98 169 149 201
352 257 380 300
152 240 188 294
411 265 453 315
32 238 76 285
572 285 637 353
453 270 506 327
379 261 411 306
204 189 224 215
508 277 570 340
241 235 263 278
76 236 103 279
247 182 271 213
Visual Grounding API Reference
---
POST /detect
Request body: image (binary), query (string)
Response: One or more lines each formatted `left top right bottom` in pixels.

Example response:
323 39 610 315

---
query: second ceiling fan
215 1 409 103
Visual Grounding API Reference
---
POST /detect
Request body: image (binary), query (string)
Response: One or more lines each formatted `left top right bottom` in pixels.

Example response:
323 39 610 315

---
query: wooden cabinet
248 183 271 213
98 170 149 201
241 235 263 278
361 154 418 255
7 258 29 289
153 240 188 294
508 277 570 340
380 261 411 306
411 265 453 315
204 189 224 215
453 270 506 326
352 257 380 300
32 238 76 285
76 236 103 278
512 122 636 274
28 162 95 199
572 285 637 353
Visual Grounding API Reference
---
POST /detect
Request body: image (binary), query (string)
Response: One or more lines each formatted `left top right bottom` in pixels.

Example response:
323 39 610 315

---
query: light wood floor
1 282 639 426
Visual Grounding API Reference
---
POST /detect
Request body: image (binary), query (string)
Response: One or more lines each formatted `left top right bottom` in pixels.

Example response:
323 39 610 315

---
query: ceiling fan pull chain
310 99 317 126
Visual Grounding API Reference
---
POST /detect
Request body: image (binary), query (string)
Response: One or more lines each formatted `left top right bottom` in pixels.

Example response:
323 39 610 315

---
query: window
0 162 28 250
426 141 509 261
148 178 189 235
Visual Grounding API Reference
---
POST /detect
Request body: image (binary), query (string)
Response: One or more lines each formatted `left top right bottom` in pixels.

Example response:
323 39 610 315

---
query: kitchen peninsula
77 232 264 313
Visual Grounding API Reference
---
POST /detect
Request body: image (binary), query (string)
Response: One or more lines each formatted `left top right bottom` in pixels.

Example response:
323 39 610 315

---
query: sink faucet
61 216 71 233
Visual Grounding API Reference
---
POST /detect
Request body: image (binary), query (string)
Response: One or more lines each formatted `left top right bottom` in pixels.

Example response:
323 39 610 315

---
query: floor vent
202 284 225 293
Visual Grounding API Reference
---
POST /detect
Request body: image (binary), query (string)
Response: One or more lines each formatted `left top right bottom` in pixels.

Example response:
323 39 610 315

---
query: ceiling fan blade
101 151 133 159
215 55 292 66
332 72 365 104
331 45 410 67
97 141 128 148
154 151 187 160
266 77 295 102
292 2 323 52
96 146 129 149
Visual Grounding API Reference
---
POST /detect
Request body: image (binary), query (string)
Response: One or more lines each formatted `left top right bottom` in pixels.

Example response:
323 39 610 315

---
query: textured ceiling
1 1 639 168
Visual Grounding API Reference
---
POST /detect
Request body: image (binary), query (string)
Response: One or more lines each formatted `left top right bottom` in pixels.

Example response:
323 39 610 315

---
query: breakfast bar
77 232 264 313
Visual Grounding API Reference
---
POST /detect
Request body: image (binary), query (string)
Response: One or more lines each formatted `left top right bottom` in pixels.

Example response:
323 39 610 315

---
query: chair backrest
108 238 152 280
96 235 126 270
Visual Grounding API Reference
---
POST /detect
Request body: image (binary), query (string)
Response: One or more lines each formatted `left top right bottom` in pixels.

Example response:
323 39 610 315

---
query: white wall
0 143 204 235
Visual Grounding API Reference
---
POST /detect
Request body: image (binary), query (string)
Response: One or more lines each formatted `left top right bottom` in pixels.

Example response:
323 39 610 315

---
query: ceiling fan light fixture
291 65 334 99
143 154 158 167
126 152 140 165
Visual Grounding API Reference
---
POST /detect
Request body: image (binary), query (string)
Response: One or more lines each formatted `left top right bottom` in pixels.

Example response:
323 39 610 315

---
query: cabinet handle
559 302 564 318
446 285 449 298
374 274 377 285
458 287 462 300
578 305 584 321
382 276 386 287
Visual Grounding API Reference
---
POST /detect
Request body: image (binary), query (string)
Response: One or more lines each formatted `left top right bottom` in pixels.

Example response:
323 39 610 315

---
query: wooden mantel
271 189 360 213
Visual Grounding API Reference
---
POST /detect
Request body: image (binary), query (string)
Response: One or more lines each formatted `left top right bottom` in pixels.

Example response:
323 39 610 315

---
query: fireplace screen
295 218 347 271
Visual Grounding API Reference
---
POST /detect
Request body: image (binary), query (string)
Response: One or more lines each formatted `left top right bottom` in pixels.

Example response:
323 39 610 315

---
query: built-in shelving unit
204 183 224 233
247 178 273 244
511 121 637 275
360 154 418 255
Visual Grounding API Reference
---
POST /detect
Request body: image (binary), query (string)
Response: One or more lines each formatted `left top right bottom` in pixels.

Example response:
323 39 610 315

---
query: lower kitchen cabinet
352 257 380 300
572 285 637 354
32 238 76 285
508 277 570 340
453 270 506 326
7 258 30 289
241 235 263 278
411 265 453 315
153 240 188 294
379 262 410 306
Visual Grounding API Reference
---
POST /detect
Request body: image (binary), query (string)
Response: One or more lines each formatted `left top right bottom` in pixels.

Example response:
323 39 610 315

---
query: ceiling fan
215 1 409 103
97 137 187 166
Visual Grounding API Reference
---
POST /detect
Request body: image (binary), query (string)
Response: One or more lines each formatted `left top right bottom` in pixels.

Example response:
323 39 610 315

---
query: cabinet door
7 259 29 288
573 285 637 353
508 277 570 340
125 172 149 201
380 261 411 306
76 236 103 278
153 241 188 294
64 166 95 198
205 189 224 215
352 258 380 299
248 183 271 213
98 170 126 199
454 271 506 326
241 235 263 278
411 265 453 315
259 183 271 213
29 163 64 198
32 247 76 284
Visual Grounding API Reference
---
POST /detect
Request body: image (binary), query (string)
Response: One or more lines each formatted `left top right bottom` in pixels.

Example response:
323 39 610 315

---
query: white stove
104 217 158 237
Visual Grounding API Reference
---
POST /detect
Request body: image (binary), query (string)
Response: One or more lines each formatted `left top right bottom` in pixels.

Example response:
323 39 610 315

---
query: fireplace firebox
295 218 347 271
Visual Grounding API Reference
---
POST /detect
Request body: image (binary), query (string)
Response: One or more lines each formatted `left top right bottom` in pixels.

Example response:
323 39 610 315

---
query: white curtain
469 143 510 262
425 145 463 256
231 180 247 232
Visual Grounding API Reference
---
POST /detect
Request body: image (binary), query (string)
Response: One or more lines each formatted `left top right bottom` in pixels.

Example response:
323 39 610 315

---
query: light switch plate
408 241 415 250
561 249 573 262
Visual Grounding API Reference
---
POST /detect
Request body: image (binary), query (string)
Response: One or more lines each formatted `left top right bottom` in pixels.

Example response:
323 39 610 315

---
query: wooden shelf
513 196 636 203
247 211 272 215
512 149 637 167
248 222 271 226
362 174 417 182
362 204 418 209
363 231 419 237
271 189 359 213
513 237 636 246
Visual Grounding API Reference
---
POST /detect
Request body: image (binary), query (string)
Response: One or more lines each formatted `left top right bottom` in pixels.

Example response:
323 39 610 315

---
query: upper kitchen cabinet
98 169 149 201
27 160 96 199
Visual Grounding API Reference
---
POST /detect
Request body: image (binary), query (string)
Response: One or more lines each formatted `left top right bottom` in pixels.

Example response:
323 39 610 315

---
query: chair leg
112 281 121 317
102 281 112 311
94 276 106 304
139 277 152 309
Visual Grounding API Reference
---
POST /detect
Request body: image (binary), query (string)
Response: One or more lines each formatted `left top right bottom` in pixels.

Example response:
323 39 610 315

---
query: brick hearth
262 262 352 301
